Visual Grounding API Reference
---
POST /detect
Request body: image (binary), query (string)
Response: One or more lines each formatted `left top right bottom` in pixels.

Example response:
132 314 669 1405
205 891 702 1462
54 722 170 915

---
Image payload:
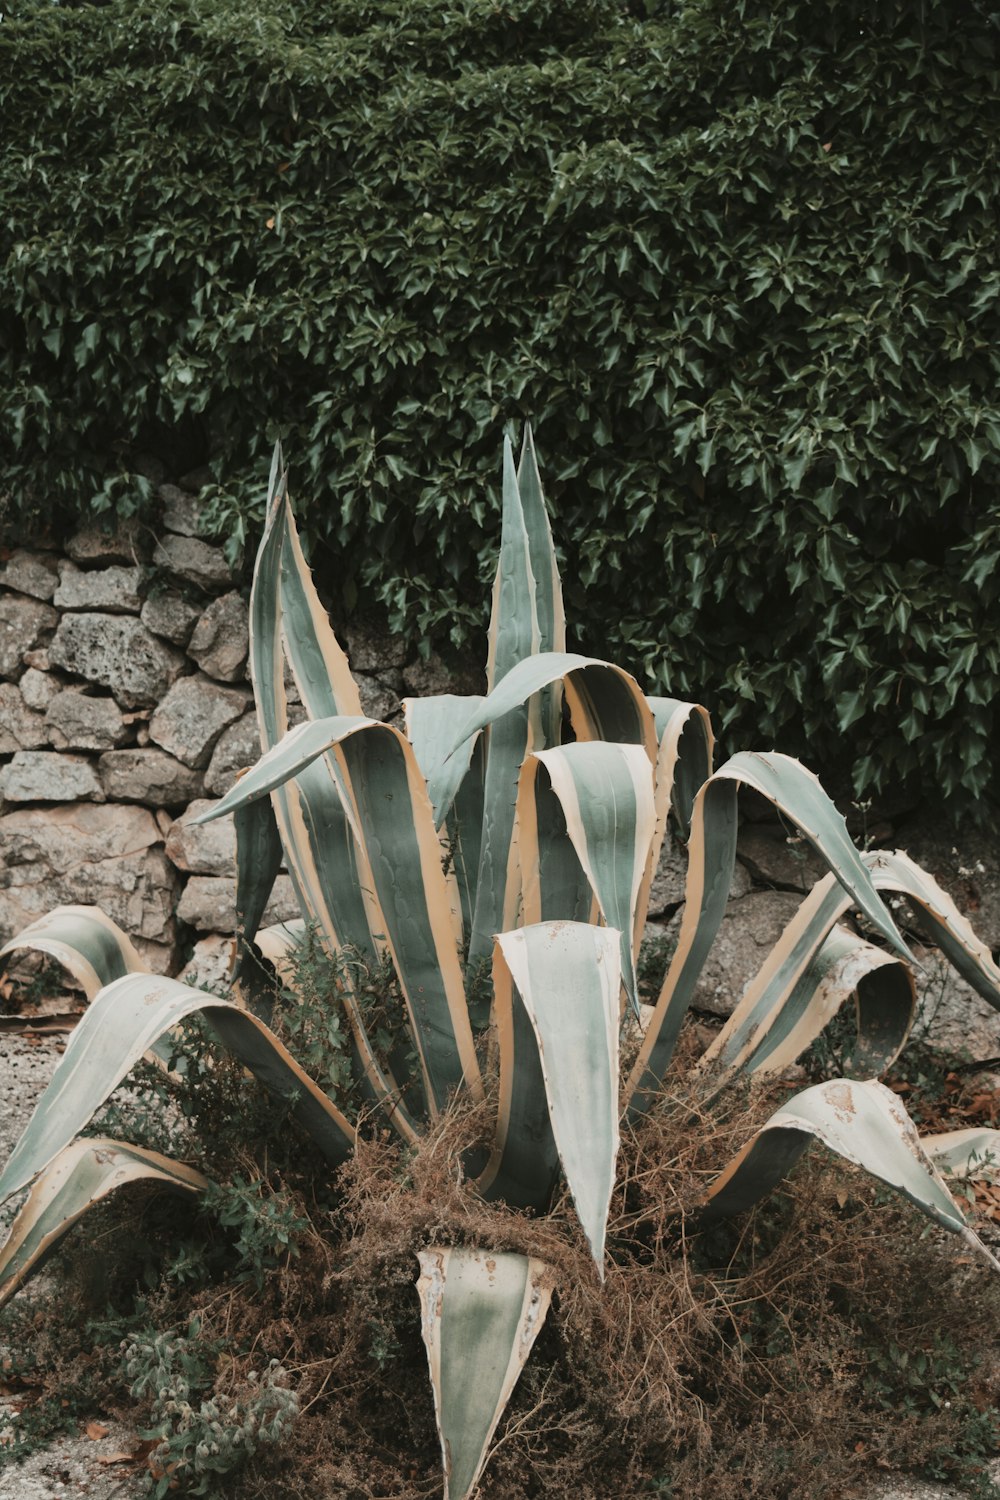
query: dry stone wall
0 486 471 987
1 492 999 1067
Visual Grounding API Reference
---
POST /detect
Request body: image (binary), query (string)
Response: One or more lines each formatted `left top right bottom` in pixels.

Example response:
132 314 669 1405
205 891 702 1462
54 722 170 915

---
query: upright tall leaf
199 718 483 1115
481 922 621 1270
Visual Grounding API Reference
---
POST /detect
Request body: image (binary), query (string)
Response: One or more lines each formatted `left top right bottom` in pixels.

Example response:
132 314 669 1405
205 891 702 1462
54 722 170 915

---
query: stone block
98 749 204 807
66 517 152 565
177 873 297 933
344 620 409 673
152 534 232 590
0 683 49 752
165 798 236 876
180 933 234 994
187 591 249 682
140 590 202 646
356 672 403 724
910 946 1000 1064
738 824 827 893
53 562 145 613
158 484 206 537
0 550 59 601
0 801 179 945
45 690 131 751
47 613 186 708
402 654 480 699
0 751 104 803
0 596 58 679
149 674 249 768
19 668 61 712
203 712 262 796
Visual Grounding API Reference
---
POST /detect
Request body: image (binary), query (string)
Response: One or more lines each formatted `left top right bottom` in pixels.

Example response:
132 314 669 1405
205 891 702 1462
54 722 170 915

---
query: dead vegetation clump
2 1036 999 1500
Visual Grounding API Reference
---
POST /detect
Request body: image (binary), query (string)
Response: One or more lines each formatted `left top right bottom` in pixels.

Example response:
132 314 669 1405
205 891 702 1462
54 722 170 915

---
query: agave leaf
531 743 656 1016
699 1078 1000 1270
277 491 363 719
697 847 1000 1091
864 849 1000 1011
254 919 306 982
0 974 355 1205
922 1128 1000 1181
200 718 483 1115
0 905 148 999
231 794 285 1017
0 1138 208 1310
648 696 715 843
405 693 485 828
480 923 621 1271
247 451 381 959
476 440 544 972
416 1246 554 1500
514 756 594 934
449 652 655 762
702 923 915 1081
486 435 542 692
624 754 912 1119
517 424 566 660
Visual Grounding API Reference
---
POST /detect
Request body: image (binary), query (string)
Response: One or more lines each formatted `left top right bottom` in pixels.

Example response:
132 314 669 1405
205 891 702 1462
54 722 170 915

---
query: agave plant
2 432 1000 1499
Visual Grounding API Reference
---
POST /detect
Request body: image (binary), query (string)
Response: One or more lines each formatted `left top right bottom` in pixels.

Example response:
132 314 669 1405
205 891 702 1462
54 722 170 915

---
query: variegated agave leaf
479 922 620 1272
0 1138 208 1310
699 1078 1000 1271
624 752 913 1121
0 974 355 1207
0 905 149 998
517 743 656 1016
416 1247 554 1500
198 716 482 1116
700 923 915 1082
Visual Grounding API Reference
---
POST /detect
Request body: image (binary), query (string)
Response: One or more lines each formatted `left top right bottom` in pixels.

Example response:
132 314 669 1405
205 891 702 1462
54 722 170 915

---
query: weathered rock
66 517 152 565
98 749 203 806
21 648 50 671
0 751 104 803
177 873 297 932
737 824 827 892
356 672 402 724
47 613 186 708
203 712 262 796
149 675 249 768
187 591 249 682
344 620 409 673
158 483 206 537
892 813 1000 952
45 689 131 751
19 667 61 711
0 801 178 945
165 799 236 876
0 549 59 601
53 561 146 613
152 534 232 590
0 595 58 679
180 933 234 993
0 683 49 752
402 653 480 699
140 589 202 646
910 946 1000 1063
664 890 803 1017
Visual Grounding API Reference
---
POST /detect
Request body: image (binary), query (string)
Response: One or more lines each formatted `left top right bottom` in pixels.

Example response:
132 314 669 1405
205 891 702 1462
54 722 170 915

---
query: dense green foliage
2 0 1000 804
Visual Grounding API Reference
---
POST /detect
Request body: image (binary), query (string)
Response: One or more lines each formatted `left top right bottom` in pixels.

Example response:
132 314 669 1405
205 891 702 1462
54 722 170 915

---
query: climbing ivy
2 0 999 806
